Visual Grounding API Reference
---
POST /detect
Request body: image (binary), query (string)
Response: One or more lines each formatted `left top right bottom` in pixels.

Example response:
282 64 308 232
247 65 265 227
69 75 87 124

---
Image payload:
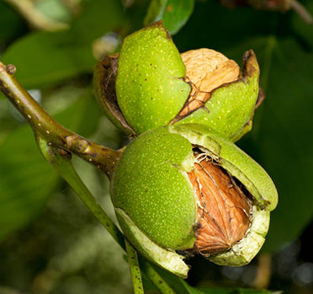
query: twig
252 253 272 289
0 61 122 179
37 138 177 294
126 239 145 294
0 60 179 294
140 259 177 294
37 136 126 249
3 0 68 31
290 0 313 24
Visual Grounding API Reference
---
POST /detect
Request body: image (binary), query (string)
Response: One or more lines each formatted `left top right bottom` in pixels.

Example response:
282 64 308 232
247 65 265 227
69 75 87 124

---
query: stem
3 0 69 31
140 259 177 294
38 136 177 294
290 0 313 24
126 239 145 294
37 136 126 249
41 138 178 294
0 61 122 179
1 61 179 293
252 253 272 289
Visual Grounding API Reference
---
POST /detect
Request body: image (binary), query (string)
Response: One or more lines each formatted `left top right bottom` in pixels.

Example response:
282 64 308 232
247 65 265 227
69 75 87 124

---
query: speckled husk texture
111 124 278 275
176 50 260 141
111 127 197 250
96 22 261 141
116 22 191 134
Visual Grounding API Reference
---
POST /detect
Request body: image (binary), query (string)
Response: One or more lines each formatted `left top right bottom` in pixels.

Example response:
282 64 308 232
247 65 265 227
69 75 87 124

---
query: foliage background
0 0 313 293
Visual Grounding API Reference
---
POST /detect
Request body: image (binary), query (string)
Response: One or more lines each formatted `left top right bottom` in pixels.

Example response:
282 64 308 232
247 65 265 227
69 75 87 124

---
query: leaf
225 35 313 253
1 0 124 90
35 0 73 23
291 0 313 48
198 288 279 294
69 0 124 45
0 92 101 242
180 280 205 294
144 0 194 35
0 286 27 294
0 1 26 46
181 280 279 294
171 0 313 253
251 36 313 253
0 122 59 241
173 1 272 52
143 262 189 294
2 31 94 90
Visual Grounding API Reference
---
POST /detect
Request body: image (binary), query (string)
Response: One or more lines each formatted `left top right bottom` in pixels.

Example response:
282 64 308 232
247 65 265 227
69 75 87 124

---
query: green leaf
0 1 26 47
144 0 194 35
252 36 313 253
1 0 124 90
291 0 313 48
172 0 313 254
35 0 73 23
180 280 205 294
2 31 94 89
226 35 313 253
198 288 279 294
0 286 27 294
0 124 59 241
181 280 278 294
0 93 101 242
69 0 124 45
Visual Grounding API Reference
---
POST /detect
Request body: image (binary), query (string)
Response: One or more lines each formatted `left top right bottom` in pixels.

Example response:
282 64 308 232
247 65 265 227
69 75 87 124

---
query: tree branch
0 61 122 179
0 61 180 294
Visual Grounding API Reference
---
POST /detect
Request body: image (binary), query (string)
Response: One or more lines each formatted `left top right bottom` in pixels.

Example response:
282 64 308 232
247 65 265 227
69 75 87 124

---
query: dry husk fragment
179 48 241 117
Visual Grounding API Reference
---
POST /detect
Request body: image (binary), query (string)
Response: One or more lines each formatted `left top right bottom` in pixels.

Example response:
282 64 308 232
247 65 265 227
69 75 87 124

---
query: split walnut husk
94 22 263 140
111 124 278 278
176 48 241 119
188 152 251 256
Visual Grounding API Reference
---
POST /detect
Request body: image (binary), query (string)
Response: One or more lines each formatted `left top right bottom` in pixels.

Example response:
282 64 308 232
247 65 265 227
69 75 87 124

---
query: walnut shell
111 124 278 277
179 49 240 116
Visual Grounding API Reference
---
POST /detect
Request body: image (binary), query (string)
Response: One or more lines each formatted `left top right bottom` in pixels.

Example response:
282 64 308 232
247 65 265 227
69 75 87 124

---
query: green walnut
94 22 262 141
111 124 278 278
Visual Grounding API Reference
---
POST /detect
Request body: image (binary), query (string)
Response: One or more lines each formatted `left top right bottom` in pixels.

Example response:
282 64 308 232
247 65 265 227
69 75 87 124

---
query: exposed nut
187 153 251 255
111 124 278 277
179 49 241 116
94 23 262 141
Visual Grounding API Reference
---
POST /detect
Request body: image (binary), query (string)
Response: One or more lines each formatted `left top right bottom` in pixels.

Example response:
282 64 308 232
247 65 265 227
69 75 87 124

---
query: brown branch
0 61 122 179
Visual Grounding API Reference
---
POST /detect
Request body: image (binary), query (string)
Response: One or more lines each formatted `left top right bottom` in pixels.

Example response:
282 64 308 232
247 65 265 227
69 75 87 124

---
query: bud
111 124 278 277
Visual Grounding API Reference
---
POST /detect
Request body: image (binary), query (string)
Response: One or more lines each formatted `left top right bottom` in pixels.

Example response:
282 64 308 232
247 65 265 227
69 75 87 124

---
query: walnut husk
187 152 251 255
178 48 241 117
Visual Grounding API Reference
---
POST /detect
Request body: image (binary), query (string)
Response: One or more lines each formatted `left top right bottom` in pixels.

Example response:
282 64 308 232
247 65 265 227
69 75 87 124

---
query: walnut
187 153 251 255
179 49 241 117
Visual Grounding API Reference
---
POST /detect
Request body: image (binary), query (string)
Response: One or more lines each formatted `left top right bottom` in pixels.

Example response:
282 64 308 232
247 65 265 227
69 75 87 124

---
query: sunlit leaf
1 0 124 90
144 0 194 35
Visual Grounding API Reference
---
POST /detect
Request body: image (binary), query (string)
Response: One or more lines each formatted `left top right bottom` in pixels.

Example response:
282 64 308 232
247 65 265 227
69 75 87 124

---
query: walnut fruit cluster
94 21 262 141
111 125 278 277
93 22 278 277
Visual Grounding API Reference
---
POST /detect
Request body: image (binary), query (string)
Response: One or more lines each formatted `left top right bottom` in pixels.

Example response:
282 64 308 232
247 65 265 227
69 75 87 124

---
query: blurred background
0 0 313 293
